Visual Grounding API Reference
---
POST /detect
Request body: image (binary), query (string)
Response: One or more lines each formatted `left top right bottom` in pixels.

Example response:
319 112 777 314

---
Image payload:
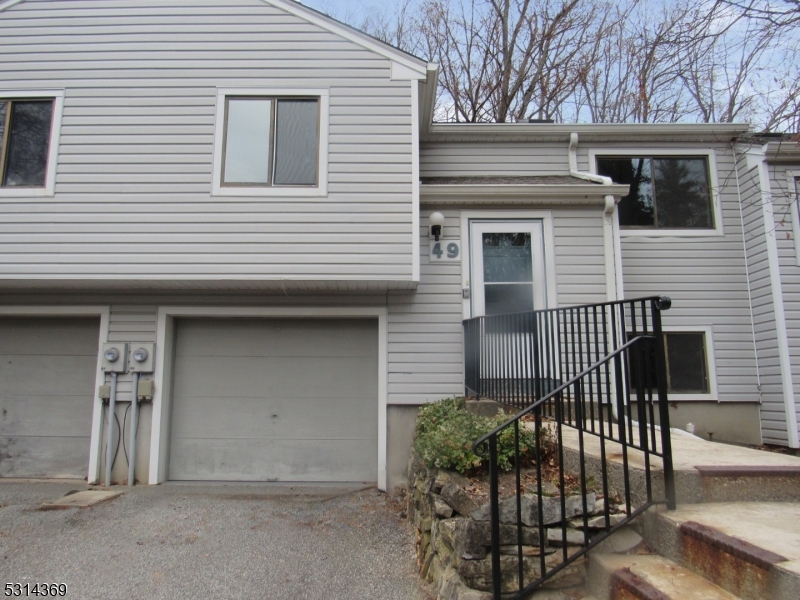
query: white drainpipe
569 133 623 420
568 132 621 302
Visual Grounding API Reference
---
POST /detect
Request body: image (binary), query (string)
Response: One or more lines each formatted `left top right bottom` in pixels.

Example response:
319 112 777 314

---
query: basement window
628 331 711 396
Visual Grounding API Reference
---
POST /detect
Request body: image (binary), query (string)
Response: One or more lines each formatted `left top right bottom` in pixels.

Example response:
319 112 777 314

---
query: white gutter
569 133 621 304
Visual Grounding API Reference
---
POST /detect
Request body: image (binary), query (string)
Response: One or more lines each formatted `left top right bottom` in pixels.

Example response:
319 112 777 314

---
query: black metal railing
464 297 676 599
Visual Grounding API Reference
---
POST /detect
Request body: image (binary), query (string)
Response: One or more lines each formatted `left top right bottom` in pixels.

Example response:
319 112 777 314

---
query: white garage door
169 318 379 482
0 317 100 478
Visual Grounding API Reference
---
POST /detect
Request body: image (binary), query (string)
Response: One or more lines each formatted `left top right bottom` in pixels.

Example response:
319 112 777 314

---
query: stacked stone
408 449 627 600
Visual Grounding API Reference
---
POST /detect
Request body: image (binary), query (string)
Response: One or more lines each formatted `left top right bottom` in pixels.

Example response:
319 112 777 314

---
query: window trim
588 148 723 237
788 171 800 266
212 88 329 197
661 325 718 401
0 90 64 198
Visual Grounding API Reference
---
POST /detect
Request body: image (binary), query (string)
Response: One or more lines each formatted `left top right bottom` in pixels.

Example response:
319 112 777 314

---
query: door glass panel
483 233 533 283
484 283 534 315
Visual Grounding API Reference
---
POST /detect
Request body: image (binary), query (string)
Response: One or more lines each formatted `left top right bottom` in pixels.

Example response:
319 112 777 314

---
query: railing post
488 434 502 599
652 297 676 510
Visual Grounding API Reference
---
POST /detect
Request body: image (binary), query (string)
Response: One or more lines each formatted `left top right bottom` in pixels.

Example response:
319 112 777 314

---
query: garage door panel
0 318 100 355
0 317 99 478
173 356 377 399
0 395 96 437
169 318 379 482
0 355 98 396
0 435 94 479
170 395 378 440
169 437 378 482
174 318 378 358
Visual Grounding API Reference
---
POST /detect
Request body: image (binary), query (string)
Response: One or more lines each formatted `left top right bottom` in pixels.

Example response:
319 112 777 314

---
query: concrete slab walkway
0 480 433 600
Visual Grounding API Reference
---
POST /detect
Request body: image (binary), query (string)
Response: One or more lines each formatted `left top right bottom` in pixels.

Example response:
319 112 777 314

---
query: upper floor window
597 156 714 229
212 89 329 197
0 98 55 188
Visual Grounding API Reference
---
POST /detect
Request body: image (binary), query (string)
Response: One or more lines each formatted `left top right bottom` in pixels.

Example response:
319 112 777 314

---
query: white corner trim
754 157 799 447
411 80 421 283
262 0 427 75
587 147 724 237
660 325 719 401
0 305 111 483
787 170 800 267
0 90 64 198
148 306 390 490
211 88 329 197
459 210 557 320
0 0 25 13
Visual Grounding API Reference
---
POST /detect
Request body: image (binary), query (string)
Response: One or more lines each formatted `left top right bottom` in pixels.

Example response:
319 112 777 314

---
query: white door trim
149 306 389 489
0 305 111 483
460 210 558 319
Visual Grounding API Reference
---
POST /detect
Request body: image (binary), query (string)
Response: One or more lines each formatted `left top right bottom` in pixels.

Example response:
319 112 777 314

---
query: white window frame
588 148 724 237
788 171 800 266
0 90 65 198
659 325 718 401
212 88 329 197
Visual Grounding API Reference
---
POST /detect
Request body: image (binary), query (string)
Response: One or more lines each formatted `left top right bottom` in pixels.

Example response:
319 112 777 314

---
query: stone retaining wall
407 449 619 600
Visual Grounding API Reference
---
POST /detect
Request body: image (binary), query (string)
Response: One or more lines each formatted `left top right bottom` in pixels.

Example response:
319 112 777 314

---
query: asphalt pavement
0 480 433 600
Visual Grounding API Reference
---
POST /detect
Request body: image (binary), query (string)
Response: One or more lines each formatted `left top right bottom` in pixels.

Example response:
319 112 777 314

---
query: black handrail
462 296 675 599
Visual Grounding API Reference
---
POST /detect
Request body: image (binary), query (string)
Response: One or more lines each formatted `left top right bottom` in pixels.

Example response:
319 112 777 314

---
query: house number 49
429 239 460 262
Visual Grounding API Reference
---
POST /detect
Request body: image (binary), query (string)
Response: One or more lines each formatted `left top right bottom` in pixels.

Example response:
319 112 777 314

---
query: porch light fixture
429 212 445 241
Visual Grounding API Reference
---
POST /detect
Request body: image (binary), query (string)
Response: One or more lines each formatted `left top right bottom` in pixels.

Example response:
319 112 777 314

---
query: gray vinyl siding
770 163 800 440
0 0 414 282
737 153 786 443
421 142 570 177
580 143 760 408
387 205 607 405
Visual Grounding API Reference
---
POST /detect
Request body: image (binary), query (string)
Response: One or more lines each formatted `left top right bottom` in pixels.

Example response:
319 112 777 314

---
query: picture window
597 156 714 229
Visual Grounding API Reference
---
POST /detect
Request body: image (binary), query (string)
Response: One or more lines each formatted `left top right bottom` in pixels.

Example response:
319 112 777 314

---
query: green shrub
413 397 544 475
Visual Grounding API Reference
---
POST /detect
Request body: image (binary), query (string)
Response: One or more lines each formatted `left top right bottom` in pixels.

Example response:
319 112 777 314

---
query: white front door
470 220 548 317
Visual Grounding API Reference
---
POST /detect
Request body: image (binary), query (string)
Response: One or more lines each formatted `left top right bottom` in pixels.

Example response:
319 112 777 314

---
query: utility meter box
129 343 155 373
101 343 128 373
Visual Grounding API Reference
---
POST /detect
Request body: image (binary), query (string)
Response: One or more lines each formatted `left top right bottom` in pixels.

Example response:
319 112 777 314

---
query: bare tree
718 0 800 27
322 0 800 130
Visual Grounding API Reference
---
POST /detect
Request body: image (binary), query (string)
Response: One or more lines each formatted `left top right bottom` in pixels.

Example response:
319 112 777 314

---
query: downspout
731 143 762 403
569 133 622 419
568 133 621 302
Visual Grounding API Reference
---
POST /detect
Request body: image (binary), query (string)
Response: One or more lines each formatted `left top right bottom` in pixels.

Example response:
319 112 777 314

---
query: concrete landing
542 421 800 504
40 489 122 510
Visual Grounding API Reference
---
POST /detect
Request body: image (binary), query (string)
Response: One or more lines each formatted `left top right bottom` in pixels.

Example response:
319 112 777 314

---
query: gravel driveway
0 480 433 600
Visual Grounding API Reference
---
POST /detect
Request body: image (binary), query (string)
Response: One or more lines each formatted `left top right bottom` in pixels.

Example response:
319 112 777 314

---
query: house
0 0 797 493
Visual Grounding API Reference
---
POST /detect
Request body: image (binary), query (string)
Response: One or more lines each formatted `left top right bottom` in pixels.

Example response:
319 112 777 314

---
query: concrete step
642 503 800 600
588 553 739 600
